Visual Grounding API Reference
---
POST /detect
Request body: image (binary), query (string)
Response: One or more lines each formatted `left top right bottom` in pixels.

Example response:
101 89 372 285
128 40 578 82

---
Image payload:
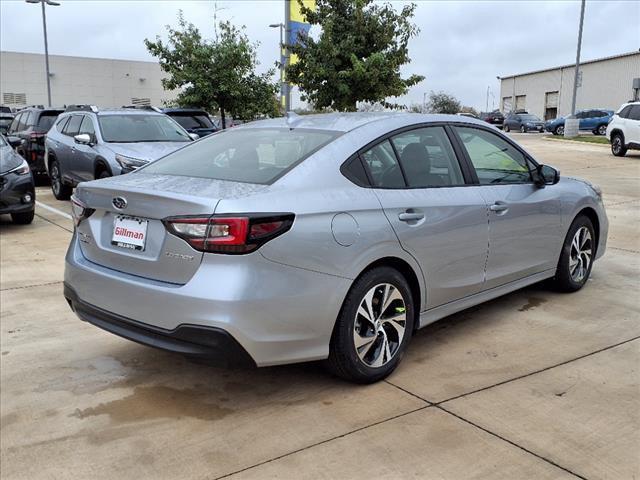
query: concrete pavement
1 134 638 479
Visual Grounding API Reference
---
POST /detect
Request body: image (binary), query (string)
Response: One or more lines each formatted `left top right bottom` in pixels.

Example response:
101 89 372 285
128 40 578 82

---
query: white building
498 51 640 120
0 51 175 109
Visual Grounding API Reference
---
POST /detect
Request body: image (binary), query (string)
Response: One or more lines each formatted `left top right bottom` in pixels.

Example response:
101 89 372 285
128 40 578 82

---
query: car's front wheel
554 125 564 136
49 159 72 200
520 125 527 133
553 215 595 292
503 124 510 132
326 267 415 383
611 133 627 157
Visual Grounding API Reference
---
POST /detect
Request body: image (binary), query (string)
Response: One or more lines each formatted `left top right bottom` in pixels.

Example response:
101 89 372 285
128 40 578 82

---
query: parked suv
503 112 544 133
45 105 193 200
606 101 640 157
6 106 63 174
545 109 613 136
161 108 218 137
480 110 504 129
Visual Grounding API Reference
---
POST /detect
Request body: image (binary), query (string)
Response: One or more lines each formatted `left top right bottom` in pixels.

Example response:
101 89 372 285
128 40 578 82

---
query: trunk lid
74 172 268 284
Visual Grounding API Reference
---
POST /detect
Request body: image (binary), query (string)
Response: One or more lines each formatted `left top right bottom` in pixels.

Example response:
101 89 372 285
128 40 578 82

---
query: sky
1 0 638 111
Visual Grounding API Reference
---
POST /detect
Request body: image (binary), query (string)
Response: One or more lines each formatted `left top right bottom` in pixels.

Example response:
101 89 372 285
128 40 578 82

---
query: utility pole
422 92 427 113
26 0 60 107
486 86 490 113
571 0 586 115
269 23 286 111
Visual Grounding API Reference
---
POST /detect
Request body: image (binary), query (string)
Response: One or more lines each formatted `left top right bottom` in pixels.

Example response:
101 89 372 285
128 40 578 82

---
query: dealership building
498 50 640 120
0 51 174 109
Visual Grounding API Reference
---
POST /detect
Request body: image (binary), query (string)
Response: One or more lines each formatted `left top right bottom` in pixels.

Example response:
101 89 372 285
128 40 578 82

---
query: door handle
398 211 425 222
489 202 509 213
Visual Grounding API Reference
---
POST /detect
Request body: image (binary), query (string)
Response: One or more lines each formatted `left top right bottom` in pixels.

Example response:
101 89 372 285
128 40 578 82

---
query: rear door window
37 112 60 131
8 113 22 133
63 115 83 136
390 126 464 187
454 126 532 185
142 128 340 184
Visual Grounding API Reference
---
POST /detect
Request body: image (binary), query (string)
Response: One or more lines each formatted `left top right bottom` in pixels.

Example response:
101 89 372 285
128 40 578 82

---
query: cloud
1 0 638 110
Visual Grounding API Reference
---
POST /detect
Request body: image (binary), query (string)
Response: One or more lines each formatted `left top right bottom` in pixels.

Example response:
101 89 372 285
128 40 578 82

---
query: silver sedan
64 113 608 383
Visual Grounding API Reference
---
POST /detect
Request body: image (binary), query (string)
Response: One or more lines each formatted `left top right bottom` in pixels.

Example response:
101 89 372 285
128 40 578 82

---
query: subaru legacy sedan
64 113 607 383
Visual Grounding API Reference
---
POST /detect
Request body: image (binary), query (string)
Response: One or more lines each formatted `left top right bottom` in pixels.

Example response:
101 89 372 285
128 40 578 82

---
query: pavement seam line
608 246 640 255
212 405 431 479
384 379 434 404
435 405 589 480
1 281 63 292
436 335 640 405
34 212 73 233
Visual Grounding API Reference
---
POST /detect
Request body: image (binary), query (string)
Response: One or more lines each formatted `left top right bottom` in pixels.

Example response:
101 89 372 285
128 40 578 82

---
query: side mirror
189 133 200 141
534 164 560 187
6 136 23 148
74 133 92 145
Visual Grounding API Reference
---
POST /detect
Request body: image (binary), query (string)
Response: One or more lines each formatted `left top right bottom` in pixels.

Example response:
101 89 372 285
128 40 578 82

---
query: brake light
70 195 95 227
163 214 294 254
29 132 44 139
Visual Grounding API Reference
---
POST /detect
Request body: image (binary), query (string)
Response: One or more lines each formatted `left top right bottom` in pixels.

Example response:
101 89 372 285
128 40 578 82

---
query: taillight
163 214 294 254
29 132 44 139
70 195 95 227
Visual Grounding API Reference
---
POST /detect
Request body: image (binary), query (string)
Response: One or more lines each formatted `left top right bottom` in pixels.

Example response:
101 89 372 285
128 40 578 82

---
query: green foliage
286 0 424 112
426 91 461 114
145 12 280 128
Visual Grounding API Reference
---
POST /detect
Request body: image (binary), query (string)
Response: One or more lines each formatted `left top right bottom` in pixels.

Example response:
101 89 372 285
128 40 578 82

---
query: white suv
606 101 640 157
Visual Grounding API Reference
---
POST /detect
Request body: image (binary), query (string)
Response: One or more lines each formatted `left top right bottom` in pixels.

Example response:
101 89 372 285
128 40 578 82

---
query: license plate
112 215 148 251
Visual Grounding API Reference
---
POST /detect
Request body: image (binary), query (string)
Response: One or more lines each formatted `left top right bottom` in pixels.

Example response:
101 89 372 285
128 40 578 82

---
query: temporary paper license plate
111 215 148 251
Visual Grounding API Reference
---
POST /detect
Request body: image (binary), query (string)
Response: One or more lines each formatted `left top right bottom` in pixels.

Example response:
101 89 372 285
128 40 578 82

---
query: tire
596 124 607 136
97 169 111 179
611 133 627 157
11 210 35 225
49 159 72 200
520 125 527 133
552 215 595 293
554 125 564 136
503 124 510 133
326 266 415 383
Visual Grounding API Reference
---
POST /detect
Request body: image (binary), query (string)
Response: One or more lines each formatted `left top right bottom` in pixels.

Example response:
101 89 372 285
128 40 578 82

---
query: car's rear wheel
554 125 564 136
520 125 527 133
49 159 72 200
97 170 111 179
11 210 35 225
552 215 595 292
611 133 627 157
596 124 607 136
503 125 510 132
326 267 414 383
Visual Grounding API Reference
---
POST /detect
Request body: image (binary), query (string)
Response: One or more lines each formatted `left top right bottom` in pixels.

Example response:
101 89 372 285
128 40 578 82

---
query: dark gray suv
45 106 193 199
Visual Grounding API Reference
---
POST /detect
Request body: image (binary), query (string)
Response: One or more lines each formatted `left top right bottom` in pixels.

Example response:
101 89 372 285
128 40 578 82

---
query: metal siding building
499 51 640 120
0 51 175 109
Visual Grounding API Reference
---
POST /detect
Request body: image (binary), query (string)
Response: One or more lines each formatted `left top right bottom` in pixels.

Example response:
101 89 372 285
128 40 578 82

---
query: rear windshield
98 114 191 143
37 112 61 131
518 114 540 121
142 127 340 184
169 113 214 130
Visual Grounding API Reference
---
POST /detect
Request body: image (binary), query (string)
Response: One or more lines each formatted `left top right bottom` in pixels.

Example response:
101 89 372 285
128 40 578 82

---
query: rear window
37 112 61 131
169 113 214 130
142 128 340 184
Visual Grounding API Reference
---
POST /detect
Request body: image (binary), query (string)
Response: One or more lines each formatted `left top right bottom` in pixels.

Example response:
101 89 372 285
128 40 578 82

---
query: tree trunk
221 109 226 129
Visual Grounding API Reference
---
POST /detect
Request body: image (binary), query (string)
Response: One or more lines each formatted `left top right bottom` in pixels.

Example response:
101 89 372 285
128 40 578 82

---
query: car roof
162 108 208 114
240 112 490 133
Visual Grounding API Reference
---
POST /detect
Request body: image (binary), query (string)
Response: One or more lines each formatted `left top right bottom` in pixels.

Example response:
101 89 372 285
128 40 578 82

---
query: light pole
269 22 288 112
570 0 586 116
422 92 427 113
26 0 60 107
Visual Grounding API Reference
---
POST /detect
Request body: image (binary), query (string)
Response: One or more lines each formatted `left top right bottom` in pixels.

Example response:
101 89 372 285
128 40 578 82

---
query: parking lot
1 133 638 479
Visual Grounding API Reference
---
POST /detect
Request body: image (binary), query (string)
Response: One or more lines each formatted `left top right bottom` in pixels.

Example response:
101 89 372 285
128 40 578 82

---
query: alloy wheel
612 137 622 154
353 283 407 368
520 126 526 133
51 164 60 196
557 126 564 135
569 226 592 283
598 125 607 135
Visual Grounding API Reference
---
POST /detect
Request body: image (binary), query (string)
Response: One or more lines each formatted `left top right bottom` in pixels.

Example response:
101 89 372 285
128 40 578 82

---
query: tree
459 105 479 117
426 91 461 114
145 12 279 128
286 0 424 112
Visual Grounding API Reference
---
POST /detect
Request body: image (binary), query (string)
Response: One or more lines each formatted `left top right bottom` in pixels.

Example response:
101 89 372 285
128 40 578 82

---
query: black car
161 108 217 137
0 112 13 135
503 112 545 133
480 110 504 129
6 106 64 174
0 134 35 224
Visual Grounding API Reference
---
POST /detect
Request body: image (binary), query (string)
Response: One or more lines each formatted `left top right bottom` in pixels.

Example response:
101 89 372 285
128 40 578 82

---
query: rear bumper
64 233 351 366
64 284 255 366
